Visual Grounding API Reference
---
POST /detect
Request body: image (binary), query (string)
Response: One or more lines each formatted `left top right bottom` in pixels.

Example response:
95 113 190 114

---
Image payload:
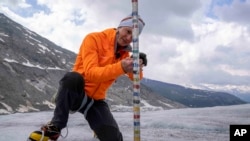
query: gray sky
0 0 250 93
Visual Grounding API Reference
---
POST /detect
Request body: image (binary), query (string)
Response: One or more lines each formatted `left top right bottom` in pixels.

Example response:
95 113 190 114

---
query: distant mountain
141 78 246 107
232 93 250 103
0 13 185 114
189 83 250 103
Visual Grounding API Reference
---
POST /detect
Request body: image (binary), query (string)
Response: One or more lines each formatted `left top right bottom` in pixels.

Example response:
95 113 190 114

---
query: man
28 14 146 141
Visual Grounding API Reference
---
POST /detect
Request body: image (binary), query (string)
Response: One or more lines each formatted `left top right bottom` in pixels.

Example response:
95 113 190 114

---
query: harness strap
69 92 94 118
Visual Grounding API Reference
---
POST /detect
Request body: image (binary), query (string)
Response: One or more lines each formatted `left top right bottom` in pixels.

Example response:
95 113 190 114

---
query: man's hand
122 52 148 73
121 57 133 73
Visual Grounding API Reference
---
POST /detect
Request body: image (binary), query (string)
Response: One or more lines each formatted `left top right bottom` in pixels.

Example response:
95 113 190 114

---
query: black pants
51 72 123 141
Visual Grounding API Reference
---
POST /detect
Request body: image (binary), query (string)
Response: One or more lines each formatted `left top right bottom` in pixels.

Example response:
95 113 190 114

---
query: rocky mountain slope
0 13 185 114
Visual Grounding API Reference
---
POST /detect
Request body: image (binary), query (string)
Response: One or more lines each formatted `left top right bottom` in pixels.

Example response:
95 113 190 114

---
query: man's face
117 26 133 47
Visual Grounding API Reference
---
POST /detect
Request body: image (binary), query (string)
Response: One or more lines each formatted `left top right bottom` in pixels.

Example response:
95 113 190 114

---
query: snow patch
16 104 40 113
105 97 114 102
16 26 22 31
22 61 44 69
54 49 63 54
24 27 37 37
110 105 132 112
0 37 4 43
0 109 11 114
26 39 35 46
43 100 55 109
158 100 174 108
61 58 66 64
141 99 163 111
2 62 16 73
0 32 9 37
0 102 13 114
28 35 41 43
4 57 64 70
26 79 47 92
38 43 50 54
3 58 18 63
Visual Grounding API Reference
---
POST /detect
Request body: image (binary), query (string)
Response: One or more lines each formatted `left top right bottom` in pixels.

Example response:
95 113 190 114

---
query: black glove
139 52 147 66
131 52 147 66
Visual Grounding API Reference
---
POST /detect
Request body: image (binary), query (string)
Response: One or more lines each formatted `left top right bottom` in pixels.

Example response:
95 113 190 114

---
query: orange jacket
73 28 143 100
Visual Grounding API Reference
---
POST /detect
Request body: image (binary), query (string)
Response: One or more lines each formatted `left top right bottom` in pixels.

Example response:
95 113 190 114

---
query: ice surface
0 104 249 141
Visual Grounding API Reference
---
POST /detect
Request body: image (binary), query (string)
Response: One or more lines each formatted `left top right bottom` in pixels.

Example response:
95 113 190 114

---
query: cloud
139 0 202 41
0 0 30 8
214 0 250 24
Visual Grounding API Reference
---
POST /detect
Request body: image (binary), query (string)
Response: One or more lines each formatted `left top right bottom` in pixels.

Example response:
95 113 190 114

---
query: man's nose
126 34 132 42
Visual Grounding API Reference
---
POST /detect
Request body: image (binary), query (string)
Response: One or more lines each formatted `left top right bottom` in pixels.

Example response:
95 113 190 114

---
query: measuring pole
131 0 140 141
